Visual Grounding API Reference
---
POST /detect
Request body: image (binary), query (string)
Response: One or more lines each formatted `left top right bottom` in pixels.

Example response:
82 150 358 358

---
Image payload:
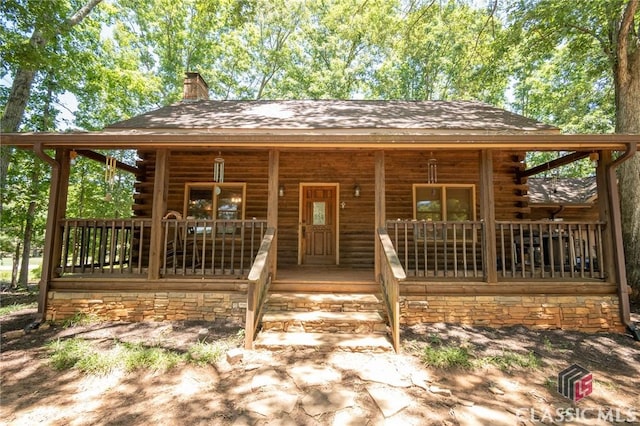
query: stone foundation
46 290 625 334
46 291 247 323
400 294 624 332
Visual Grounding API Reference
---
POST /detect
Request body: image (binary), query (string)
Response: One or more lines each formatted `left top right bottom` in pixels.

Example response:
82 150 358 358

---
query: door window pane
313 202 326 225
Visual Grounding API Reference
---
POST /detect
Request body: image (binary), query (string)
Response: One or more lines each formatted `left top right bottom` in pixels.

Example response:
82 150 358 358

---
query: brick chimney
183 72 209 101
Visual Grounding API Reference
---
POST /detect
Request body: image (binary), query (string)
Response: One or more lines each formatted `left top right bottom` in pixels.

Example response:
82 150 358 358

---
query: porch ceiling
3 130 637 151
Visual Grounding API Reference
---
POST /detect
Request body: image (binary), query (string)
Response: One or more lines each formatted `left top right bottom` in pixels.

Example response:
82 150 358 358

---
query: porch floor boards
271 266 377 293
274 266 374 282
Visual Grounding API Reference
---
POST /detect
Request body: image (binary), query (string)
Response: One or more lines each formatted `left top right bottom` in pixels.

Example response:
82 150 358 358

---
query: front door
300 184 338 265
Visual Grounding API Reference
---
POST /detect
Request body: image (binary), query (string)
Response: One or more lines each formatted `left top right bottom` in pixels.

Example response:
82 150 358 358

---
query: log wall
134 149 530 268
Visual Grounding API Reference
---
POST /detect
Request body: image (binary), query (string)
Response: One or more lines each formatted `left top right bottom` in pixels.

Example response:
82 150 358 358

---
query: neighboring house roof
107 100 559 133
528 177 597 205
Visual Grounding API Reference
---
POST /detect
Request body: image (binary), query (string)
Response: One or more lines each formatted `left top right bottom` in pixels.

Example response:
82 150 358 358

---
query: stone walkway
223 348 518 425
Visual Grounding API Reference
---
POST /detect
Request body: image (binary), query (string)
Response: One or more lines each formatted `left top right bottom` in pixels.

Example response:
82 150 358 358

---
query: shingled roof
528 177 597 205
107 100 559 133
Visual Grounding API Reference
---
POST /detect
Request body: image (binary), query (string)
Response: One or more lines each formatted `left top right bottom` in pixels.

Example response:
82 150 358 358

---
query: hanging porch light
213 154 225 183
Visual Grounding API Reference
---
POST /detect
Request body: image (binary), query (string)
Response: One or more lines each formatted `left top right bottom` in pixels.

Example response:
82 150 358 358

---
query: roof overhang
2 129 638 151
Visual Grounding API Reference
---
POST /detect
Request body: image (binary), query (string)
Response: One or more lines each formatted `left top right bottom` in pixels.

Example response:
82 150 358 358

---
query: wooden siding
134 148 530 269
279 151 376 267
135 150 269 220
384 150 527 221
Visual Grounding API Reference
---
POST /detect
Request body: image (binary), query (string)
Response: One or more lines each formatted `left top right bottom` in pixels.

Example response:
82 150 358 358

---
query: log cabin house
4 73 638 351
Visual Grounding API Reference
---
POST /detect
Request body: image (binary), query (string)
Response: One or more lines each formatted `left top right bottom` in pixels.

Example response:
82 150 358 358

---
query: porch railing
161 219 267 277
59 218 152 275
387 220 485 279
377 228 406 353
387 219 606 281
496 221 605 280
245 227 276 349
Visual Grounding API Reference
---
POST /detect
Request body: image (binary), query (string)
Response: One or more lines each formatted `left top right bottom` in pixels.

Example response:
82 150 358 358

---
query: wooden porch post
148 149 169 280
480 150 497 283
36 147 70 321
603 149 633 326
596 151 616 282
375 151 385 279
267 149 279 277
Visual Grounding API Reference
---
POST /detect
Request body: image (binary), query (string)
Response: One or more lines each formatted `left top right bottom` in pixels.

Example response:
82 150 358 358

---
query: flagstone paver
366 383 412 418
288 362 342 388
326 352 413 388
300 387 358 417
332 407 372 426
244 391 299 417
356 358 412 387
250 368 295 391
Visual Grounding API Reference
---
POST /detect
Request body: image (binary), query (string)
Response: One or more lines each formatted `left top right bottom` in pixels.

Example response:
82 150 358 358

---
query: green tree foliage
506 0 620 134
372 0 509 103
66 151 136 219
506 0 640 293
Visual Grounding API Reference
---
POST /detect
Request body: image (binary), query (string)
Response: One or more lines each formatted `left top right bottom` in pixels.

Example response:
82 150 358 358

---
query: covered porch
22 136 633 350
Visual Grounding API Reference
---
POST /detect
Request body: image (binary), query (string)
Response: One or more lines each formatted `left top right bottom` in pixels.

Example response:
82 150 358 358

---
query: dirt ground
1 291 639 426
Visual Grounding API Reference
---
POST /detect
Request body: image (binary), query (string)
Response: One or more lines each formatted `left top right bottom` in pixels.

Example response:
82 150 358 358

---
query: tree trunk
616 93 640 298
11 242 21 289
0 0 103 210
18 199 38 289
18 77 53 288
613 0 640 299
1 0 103 131
1 69 37 133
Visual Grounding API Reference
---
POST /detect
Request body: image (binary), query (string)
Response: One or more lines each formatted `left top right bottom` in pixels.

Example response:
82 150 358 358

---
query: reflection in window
413 184 475 221
217 187 243 221
184 183 246 226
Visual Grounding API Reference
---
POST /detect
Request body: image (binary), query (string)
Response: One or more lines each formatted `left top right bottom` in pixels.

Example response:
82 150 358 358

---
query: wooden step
254 331 394 353
261 310 387 334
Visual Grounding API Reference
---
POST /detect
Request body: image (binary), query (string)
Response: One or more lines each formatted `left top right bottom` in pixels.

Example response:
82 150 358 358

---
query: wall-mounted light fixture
353 184 361 198
213 153 225 182
589 152 599 167
279 184 285 197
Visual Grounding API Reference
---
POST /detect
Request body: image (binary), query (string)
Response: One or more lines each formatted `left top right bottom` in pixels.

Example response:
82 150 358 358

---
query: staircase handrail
245 227 276 349
377 227 406 353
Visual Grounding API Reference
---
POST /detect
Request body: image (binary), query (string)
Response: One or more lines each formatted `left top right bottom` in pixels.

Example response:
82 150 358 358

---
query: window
184 183 246 233
413 184 475 222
